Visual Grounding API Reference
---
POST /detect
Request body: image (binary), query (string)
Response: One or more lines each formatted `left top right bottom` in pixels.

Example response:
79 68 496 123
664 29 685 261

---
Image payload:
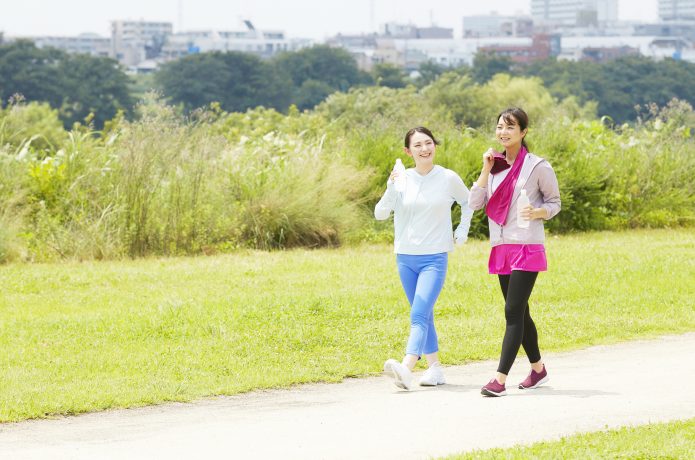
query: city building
478 34 561 63
111 20 173 66
26 33 111 57
531 0 618 27
462 14 534 38
160 21 312 62
559 35 695 61
380 23 453 39
659 0 695 21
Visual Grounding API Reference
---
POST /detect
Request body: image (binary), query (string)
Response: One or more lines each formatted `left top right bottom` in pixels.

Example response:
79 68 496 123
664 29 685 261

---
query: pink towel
485 147 528 226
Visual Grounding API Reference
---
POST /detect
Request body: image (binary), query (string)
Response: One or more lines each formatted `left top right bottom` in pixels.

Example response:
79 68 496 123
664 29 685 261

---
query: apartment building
111 20 173 66
462 14 534 37
659 0 695 21
531 0 618 26
22 33 111 57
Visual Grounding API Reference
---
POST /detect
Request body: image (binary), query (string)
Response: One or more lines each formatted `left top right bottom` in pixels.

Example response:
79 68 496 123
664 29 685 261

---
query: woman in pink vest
468 107 561 397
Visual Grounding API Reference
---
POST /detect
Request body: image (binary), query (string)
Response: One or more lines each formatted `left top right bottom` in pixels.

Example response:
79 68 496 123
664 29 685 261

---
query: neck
415 163 435 175
505 144 523 162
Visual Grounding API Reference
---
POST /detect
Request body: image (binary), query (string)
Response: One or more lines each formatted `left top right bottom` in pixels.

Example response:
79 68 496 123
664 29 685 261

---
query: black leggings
496 271 541 375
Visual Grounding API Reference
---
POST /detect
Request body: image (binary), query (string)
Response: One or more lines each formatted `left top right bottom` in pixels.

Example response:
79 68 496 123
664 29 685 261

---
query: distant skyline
1 0 659 40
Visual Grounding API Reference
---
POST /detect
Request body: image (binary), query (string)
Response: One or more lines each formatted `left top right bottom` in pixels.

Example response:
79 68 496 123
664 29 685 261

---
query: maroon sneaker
481 379 507 397
518 365 549 389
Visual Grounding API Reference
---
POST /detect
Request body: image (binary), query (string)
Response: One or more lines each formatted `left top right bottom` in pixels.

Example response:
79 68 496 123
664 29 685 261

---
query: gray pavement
1 333 694 459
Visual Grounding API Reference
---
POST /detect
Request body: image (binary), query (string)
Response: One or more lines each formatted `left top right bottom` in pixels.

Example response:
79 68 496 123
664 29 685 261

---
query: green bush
0 77 692 262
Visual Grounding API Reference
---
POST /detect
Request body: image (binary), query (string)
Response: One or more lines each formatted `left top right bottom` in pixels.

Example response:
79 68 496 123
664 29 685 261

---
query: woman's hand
520 205 549 221
482 148 495 173
386 170 400 190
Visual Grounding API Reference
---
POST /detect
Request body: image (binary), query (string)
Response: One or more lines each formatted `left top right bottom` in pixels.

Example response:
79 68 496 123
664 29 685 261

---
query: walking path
1 333 694 459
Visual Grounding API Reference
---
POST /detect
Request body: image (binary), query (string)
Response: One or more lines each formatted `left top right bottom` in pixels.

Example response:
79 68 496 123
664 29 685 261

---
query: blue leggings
396 253 448 357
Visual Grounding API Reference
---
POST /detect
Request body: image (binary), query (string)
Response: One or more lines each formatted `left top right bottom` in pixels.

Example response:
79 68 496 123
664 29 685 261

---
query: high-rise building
659 0 695 21
111 20 173 65
462 14 533 37
531 0 618 26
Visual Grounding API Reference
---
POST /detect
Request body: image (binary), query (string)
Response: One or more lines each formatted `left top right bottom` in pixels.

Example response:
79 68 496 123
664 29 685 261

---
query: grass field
1 229 693 422
446 417 695 459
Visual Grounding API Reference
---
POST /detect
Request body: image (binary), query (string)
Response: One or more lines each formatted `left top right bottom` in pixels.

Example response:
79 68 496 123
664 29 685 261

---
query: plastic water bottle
393 158 406 192
517 189 530 228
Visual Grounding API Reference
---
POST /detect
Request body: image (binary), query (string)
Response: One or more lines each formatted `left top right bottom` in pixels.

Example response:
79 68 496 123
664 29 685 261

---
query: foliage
155 51 292 113
523 55 695 123
272 45 373 110
414 60 448 88
0 74 693 261
0 41 133 129
471 51 512 84
274 45 371 92
372 63 407 88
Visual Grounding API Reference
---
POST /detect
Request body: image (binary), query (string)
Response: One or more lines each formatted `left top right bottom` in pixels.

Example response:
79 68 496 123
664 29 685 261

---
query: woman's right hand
386 170 399 189
482 148 495 173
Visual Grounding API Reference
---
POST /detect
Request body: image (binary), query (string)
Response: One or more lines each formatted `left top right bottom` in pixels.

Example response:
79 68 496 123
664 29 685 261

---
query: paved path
1 334 694 459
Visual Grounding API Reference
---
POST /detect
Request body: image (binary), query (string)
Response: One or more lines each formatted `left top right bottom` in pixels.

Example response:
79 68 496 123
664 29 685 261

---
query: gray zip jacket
468 152 561 247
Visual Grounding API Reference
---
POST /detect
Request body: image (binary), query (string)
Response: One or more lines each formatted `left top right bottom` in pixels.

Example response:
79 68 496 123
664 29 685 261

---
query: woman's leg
397 254 447 368
396 258 419 370
495 270 538 382
499 274 542 367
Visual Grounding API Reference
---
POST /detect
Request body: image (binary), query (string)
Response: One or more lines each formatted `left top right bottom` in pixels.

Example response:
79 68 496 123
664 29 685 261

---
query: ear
404 147 413 158
521 129 528 138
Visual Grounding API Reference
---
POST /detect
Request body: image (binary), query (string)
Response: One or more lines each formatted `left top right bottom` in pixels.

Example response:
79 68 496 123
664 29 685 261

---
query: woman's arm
374 181 398 220
536 162 561 220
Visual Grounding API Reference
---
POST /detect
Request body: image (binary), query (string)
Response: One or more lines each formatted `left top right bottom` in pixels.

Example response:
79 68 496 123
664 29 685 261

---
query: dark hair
404 126 440 148
497 107 529 149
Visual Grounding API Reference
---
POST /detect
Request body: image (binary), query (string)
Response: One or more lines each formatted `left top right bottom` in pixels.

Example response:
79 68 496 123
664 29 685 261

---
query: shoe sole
481 388 507 397
419 379 446 387
518 375 549 390
384 363 411 390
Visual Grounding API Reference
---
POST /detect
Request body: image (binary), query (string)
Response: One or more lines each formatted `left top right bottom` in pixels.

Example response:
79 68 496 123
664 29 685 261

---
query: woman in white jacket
468 107 561 397
375 127 473 390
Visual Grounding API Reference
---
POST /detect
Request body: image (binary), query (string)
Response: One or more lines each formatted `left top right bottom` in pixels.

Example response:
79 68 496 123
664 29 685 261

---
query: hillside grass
0 229 693 422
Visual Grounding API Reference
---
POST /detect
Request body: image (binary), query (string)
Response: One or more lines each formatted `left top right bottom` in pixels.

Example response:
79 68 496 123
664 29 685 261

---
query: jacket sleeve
468 182 488 211
537 162 561 220
374 181 398 220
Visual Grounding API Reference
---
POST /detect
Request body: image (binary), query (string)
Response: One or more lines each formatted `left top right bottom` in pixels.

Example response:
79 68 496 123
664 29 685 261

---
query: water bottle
517 189 530 228
393 158 406 192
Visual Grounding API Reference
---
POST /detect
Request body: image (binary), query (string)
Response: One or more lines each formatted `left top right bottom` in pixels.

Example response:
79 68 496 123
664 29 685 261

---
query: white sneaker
383 359 413 390
419 364 446 386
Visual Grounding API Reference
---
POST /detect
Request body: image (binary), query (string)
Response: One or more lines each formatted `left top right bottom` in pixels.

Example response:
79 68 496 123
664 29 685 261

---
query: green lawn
1 229 694 422
446 417 695 459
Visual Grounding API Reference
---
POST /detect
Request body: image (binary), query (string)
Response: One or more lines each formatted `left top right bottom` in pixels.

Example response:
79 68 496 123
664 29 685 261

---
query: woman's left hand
520 205 548 221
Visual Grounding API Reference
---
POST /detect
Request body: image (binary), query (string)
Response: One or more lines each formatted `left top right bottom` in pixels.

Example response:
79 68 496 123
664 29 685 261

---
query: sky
0 0 659 40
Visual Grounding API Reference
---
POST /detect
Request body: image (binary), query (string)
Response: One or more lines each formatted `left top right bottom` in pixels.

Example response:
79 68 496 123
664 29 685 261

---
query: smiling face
496 114 527 152
405 131 436 168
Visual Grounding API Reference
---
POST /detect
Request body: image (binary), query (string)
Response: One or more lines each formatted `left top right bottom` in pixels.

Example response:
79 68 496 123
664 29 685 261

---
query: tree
471 51 512 84
156 51 292 113
58 54 134 128
274 45 372 92
0 40 65 108
415 61 447 88
0 41 133 128
372 63 407 89
294 79 336 111
522 56 695 123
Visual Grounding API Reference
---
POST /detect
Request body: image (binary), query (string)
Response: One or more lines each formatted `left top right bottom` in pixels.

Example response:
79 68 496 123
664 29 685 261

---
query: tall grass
0 78 693 262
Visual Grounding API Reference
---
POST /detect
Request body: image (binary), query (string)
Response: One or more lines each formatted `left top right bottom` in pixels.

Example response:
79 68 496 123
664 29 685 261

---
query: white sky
0 0 659 40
